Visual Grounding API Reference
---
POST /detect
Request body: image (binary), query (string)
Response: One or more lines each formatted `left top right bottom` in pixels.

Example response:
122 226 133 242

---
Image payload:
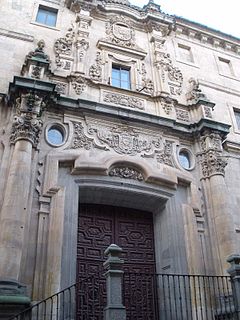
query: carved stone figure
186 78 208 105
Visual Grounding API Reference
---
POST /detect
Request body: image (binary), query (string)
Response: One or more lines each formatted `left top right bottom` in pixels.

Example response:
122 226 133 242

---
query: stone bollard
227 254 240 320
103 244 126 320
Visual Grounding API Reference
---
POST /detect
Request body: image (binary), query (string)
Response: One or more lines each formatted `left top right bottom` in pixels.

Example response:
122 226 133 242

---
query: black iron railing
123 273 235 320
10 273 235 320
9 275 102 320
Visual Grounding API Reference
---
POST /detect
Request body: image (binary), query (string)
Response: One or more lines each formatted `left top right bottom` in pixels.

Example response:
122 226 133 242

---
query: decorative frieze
109 166 144 181
71 119 175 167
103 91 145 110
10 92 44 147
198 131 228 178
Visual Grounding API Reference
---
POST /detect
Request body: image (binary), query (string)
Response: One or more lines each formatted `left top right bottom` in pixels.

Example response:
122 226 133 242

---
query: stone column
0 92 43 314
198 130 236 273
103 244 126 320
227 254 240 320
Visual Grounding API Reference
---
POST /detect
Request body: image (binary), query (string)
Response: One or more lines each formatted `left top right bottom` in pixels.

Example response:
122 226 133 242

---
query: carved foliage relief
199 131 227 178
10 93 44 147
70 119 175 167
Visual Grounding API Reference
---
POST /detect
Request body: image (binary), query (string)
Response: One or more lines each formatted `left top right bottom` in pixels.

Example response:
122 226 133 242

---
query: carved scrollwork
138 63 154 95
176 108 190 122
109 166 144 181
160 96 175 115
71 120 175 167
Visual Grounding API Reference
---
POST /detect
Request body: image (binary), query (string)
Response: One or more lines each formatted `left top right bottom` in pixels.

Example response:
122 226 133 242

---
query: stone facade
0 0 240 312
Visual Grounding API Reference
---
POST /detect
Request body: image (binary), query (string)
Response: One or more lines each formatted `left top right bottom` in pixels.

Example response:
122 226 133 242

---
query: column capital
198 129 228 179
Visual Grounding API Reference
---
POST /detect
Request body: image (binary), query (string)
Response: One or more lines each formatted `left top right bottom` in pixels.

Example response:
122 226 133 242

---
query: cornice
0 28 34 42
174 18 240 56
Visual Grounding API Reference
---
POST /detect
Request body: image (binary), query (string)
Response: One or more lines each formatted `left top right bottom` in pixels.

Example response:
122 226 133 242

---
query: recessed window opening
179 150 191 170
112 65 131 90
234 109 240 130
36 5 58 27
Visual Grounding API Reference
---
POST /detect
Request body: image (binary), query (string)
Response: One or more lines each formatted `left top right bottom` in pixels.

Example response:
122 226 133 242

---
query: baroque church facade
0 0 240 318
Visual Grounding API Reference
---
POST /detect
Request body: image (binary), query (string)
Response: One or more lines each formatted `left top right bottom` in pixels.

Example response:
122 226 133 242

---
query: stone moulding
102 91 145 110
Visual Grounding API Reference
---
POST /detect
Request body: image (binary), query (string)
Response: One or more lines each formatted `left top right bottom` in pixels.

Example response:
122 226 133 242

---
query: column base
0 279 31 319
104 305 126 320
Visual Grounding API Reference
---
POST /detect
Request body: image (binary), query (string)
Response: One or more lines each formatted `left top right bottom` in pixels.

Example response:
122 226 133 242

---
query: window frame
36 5 58 27
111 64 131 90
31 1 60 30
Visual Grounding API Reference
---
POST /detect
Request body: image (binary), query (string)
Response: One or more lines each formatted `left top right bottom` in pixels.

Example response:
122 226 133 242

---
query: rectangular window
36 5 58 27
178 44 193 63
234 110 240 130
218 57 234 77
112 65 130 89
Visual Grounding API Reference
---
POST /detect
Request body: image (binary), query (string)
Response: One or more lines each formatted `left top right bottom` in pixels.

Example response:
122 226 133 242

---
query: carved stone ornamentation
109 167 144 181
138 63 154 95
53 82 68 95
155 52 183 95
203 105 213 118
160 96 175 114
76 38 89 62
89 52 103 83
105 15 135 48
72 76 87 95
156 140 174 167
21 40 50 79
54 25 75 68
71 119 175 167
186 78 208 105
103 91 144 110
72 122 92 150
176 108 190 122
10 92 44 147
198 131 228 178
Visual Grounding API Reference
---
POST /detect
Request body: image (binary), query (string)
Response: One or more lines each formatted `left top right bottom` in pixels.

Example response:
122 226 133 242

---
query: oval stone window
47 125 65 146
178 149 194 170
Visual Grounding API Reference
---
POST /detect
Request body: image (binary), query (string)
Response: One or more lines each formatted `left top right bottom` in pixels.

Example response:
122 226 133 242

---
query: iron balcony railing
9 273 235 320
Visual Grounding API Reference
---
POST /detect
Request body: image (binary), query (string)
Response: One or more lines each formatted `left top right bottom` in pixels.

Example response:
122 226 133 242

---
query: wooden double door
76 204 157 320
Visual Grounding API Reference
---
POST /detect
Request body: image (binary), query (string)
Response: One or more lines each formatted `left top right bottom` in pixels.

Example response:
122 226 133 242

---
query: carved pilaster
10 92 44 147
198 131 227 179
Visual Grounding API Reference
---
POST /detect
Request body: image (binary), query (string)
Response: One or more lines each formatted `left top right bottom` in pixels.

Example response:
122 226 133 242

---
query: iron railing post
103 244 126 320
227 254 240 320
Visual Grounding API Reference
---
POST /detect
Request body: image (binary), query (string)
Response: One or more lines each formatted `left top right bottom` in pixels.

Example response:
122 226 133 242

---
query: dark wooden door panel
76 204 157 320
